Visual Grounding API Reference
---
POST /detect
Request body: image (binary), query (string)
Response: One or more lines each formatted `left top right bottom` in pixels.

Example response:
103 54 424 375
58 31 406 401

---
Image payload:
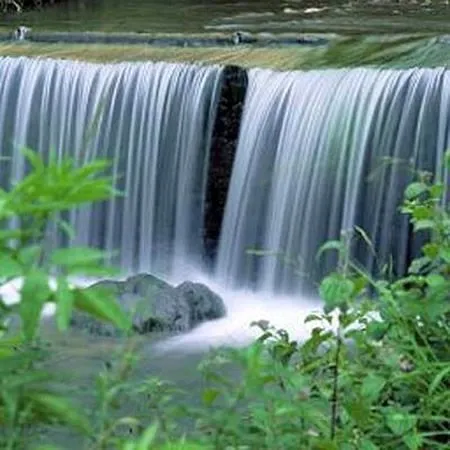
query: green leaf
422 243 439 259
22 147 45 172
405 182 428 200
426 273 446 287
135 423 159 450
339 444 353 450
354 225 376 255
19 271 51 341
0 229 25 241
34 446 63 450
445 150 450 169
366 321 389 341
319 273 354 311
360 439 380 450
344 398 371 427
311 438 339 450
51 247 107 267
201 388 220 407
17 246 42 267
121 443 135 450
304 313 324 324
403 433 423 450
316 240 343 261
0 351 41 374
251 319 271 331
55 277 74 331
408 256 431 274
64 265 119 277
157 443 207 450
0 335 25 359
26 391 92 434
386 411 416 436
64 182 116 205
3 370 50 389
429 365 450 395
0 253 22 280
256 331 273 343
71 159 111 181
439 247 450 263
352 276 368 295
56 219 76 240
73 287 131 332
413 219 435 232
1 389 19 427
361 374 386 403
0 196 11 220
429 183 444 199
411 205 432 220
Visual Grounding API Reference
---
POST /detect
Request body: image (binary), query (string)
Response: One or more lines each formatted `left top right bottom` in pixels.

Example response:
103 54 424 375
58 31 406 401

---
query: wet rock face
203 65 248 262
175 280 226 325
70 273 226 337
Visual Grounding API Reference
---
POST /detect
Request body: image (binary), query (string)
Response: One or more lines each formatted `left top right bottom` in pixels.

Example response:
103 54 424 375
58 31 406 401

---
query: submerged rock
70 274 226 337
14 26 32 41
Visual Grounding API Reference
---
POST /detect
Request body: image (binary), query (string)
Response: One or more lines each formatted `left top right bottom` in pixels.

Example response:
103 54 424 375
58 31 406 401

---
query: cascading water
1 57 449 348
0 56 222 278
216 67 450 295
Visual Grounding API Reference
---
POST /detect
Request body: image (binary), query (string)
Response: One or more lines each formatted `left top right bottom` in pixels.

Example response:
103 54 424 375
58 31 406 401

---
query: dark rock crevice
203 65 248 263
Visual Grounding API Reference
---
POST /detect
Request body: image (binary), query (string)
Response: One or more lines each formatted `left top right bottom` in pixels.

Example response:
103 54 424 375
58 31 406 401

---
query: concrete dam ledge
0 30 329 47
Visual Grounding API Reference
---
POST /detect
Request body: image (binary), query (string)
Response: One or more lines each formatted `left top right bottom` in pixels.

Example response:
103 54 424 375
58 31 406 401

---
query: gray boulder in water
175 281 226 325
70 273 226 337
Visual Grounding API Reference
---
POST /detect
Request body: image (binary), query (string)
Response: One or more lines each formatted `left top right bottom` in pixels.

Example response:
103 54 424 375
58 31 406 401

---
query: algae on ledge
0 34 448 69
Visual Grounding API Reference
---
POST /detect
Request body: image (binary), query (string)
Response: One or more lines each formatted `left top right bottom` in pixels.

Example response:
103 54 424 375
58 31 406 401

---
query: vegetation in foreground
0 149 449 449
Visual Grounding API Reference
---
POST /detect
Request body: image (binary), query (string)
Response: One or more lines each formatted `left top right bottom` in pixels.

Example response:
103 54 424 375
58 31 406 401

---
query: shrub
0 149 131 448
191 151 450 449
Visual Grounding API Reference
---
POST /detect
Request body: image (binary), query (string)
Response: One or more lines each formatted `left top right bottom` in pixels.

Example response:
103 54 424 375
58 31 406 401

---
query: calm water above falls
1 0 450 35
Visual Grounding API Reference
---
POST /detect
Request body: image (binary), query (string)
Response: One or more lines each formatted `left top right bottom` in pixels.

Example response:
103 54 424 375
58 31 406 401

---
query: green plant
0 149 131 448
191 152 450 449
88 356 185 450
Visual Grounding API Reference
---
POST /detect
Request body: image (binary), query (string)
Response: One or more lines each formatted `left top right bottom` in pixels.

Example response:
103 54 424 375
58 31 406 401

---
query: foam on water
1 273 322 352
0 276 99 318
1 278 56 317
157 270 323 352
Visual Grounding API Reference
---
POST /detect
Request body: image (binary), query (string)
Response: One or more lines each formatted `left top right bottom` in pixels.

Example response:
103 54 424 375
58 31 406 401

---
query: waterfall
216 67 450 294
0 57 223 277
1 57 449 297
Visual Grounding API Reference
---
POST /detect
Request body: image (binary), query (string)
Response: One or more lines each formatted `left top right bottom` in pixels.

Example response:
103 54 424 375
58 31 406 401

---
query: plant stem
330 324 342 440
